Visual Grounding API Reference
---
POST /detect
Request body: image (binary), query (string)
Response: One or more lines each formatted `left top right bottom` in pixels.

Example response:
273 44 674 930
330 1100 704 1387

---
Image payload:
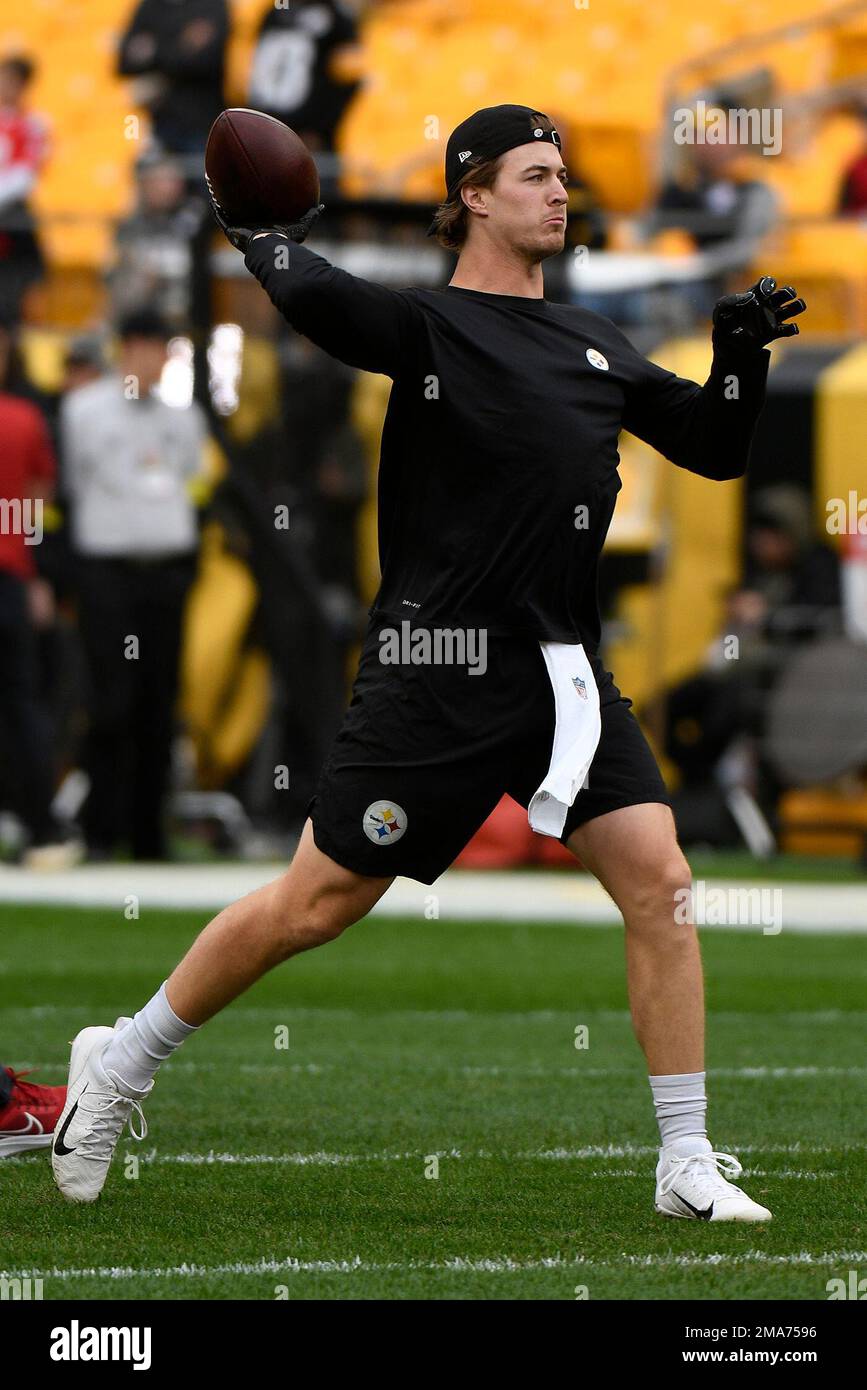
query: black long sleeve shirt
245 236 770 646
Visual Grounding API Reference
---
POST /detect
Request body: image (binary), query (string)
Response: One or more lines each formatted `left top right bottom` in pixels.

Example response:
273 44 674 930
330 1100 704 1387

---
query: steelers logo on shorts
586 348 609 371
362 801 407 845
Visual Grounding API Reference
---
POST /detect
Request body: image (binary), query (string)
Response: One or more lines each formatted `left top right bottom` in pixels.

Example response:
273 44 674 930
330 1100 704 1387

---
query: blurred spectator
218 332 367 826
838 106 867 215
0 317 76 867
650 145 776 255
0 56 48 323
659 486 841 838
642 97 778 320
248 0 362 198
278 334 366 607
61 310 208 860
62 333 109 396
738 486 841 639
117 0 228 164
107 152 210 330
37 334 109 602
41 334 108 448
280 335 366 810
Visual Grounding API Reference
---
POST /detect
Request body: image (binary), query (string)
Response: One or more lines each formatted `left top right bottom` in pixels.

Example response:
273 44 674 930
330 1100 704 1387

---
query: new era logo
458 149 472 162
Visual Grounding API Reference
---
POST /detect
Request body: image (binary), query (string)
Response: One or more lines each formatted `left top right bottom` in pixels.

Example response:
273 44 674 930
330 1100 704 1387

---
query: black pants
0 570 58 844
76 555 196 859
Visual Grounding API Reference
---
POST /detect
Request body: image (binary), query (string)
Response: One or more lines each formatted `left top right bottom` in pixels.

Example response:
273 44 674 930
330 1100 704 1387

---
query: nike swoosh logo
53 1090 84 1156
672 1188 714 1220
8 1112 43 1137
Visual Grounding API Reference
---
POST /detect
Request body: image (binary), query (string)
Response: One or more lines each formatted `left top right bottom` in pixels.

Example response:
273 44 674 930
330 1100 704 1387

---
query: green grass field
1 901 865 1300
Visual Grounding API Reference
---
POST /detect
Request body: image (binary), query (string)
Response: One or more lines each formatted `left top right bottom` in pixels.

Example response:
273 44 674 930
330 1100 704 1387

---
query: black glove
207 177 325 253
712 276 806 350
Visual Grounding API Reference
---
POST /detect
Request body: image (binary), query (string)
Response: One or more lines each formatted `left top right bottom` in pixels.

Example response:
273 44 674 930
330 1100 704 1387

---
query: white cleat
655 1147 773 1222
51 1018 151 1203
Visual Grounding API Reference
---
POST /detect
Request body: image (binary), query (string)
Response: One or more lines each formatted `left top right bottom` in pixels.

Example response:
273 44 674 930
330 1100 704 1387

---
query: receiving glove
712 276 806 350
207 178 325 254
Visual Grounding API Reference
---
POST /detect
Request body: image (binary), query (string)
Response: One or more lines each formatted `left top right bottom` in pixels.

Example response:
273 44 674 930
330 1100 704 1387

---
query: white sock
649 1071 710 1155
100 982 198 1093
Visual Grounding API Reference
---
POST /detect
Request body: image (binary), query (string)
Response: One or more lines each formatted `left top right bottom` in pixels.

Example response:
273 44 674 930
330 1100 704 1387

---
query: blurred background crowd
1 0 867 869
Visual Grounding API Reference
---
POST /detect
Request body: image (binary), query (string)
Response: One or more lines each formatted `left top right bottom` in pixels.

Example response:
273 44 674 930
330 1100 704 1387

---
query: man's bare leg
52 821 393 1201
564 802 771 1219
564 802 701 1075
167 820 394 1025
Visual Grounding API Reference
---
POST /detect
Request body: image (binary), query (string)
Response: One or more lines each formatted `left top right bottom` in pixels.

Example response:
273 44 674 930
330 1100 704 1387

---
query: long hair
429 113 559 252
429 154 504 252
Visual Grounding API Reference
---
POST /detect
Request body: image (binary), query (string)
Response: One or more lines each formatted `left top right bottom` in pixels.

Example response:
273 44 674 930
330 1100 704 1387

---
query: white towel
528 641 602 838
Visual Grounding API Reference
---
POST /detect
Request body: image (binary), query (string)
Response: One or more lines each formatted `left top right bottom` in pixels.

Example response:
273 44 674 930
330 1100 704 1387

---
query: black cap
426 104 562 237
116 308 173 342
65 332 107 370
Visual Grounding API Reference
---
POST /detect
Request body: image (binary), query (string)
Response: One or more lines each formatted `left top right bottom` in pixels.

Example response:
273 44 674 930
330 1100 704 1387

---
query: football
204 108 320 228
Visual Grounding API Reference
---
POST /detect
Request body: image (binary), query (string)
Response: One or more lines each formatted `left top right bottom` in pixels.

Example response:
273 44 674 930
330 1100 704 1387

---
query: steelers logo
586 348 609 371
362 801 407 845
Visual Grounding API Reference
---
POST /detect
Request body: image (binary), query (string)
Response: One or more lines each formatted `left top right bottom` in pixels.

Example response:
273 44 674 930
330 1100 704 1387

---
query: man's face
140 164 185 213
64 361 103 393
465 142 568 259
0 68 25 108
119 336 168 396
694 136 737 179
749 525 796 571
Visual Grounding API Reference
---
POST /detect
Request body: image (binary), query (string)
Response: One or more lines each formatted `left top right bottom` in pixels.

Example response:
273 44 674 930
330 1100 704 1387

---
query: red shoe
0 1069 67 1156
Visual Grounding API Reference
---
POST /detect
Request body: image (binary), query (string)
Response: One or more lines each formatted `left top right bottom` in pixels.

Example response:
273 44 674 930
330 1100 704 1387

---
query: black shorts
307 621 670 884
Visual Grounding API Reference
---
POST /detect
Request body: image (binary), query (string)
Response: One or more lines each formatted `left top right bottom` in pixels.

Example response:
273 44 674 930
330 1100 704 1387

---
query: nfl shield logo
572 676 587 699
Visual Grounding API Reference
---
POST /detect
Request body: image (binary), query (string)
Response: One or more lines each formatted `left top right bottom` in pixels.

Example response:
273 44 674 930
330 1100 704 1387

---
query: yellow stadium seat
2 0 864 294
750 221 867 336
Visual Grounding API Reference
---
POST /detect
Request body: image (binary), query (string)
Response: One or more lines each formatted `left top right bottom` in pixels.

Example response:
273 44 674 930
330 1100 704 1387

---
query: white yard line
585 1169 837 1180
2 1250 865 1282
121 1140 866 1165
4 1140 855 1169
458 1065 867 1079
12 1061 867 1081
0 863 865 931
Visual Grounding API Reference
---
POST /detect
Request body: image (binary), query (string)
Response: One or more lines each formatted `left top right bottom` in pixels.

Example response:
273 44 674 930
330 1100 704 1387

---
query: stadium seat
779 785 867 857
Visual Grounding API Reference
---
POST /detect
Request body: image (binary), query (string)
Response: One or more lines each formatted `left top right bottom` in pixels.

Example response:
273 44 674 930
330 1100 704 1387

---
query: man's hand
207 181 325 254
712 276 806 350
27 577 55 630
247 205 325 247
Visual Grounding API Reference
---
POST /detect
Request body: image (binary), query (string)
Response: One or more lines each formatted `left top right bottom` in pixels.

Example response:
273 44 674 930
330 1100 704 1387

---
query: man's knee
257 819 393 958
300 886 361 948
265 828 390 956
621 850 693 931
267 880 360 955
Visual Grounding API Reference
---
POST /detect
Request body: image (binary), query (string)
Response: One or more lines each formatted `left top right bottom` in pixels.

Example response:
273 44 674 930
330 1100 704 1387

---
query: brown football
205 108 320 227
